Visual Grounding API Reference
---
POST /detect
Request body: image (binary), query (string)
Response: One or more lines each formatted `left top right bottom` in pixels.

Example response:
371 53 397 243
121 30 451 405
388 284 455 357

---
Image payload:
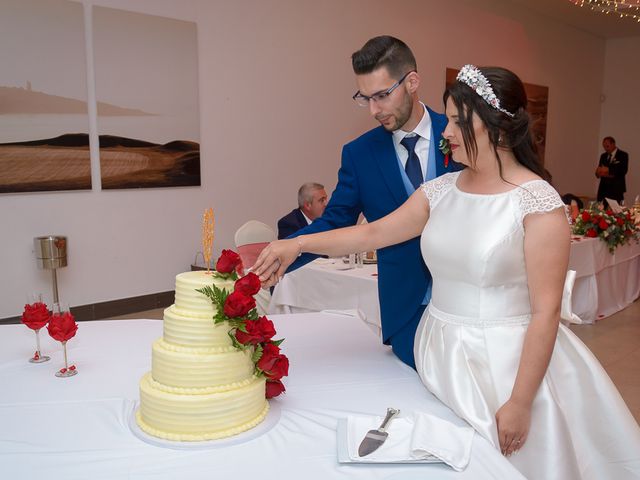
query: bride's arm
495 207 570 456
253 188 430 281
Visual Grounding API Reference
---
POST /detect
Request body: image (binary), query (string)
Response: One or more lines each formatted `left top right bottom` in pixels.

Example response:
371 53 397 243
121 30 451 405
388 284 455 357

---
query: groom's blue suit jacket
288 106 461 345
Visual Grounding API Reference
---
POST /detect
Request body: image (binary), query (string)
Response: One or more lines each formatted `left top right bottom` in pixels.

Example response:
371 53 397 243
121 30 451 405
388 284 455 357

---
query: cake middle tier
163 305 234 348
151 338 255 389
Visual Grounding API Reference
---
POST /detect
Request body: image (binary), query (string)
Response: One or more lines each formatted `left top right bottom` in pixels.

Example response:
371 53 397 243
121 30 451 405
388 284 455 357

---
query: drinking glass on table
22 293 51 363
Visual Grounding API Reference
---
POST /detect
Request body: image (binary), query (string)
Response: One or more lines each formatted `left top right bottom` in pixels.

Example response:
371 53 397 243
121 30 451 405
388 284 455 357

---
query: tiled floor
113 299 640 422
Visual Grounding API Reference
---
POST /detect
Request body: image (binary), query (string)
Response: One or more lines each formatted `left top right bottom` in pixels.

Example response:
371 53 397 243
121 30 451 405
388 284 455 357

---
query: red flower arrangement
572 204 639 253
196 251 289 399
47 312 78 342
21 302 50 331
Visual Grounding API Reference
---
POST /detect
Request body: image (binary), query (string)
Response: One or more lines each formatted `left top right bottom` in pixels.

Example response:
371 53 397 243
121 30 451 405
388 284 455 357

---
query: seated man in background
277 182 328 239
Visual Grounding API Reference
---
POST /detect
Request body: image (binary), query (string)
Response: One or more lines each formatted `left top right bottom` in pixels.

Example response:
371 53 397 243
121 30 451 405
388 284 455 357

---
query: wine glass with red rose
21 293 51 363
48 304 79 377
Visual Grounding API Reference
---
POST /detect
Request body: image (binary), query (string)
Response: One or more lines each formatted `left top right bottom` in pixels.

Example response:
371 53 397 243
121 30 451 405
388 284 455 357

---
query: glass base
55 367 78 378
29 355 50 363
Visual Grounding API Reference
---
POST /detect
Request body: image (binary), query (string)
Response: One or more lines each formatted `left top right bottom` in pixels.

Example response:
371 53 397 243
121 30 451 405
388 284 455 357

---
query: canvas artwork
445 68 549 164
92 7 200 189
0 0 90 193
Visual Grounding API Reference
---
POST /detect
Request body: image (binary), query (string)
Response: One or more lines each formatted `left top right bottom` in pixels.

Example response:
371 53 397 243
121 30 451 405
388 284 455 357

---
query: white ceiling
510 0 640 38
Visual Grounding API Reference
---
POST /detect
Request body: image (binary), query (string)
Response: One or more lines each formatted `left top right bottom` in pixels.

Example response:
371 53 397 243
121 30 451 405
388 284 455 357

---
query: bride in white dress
254 65 640 479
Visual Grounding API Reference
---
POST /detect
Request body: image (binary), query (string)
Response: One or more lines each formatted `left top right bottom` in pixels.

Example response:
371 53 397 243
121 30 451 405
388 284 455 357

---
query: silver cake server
357 407 400 457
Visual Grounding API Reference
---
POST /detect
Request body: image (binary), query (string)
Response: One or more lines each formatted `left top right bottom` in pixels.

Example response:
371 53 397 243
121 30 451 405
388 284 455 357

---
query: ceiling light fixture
569 0 640 22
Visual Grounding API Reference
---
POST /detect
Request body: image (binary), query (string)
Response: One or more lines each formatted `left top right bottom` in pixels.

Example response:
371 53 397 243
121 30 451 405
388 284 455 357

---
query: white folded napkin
410 412 474 471
347 412 474 470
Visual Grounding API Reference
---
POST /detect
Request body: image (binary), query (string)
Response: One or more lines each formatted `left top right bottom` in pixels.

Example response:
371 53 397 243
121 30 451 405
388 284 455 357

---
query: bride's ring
515 440 521 445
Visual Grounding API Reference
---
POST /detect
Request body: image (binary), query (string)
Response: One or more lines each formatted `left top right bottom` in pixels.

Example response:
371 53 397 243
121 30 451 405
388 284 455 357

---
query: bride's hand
495 399 531 456
252 238 300 283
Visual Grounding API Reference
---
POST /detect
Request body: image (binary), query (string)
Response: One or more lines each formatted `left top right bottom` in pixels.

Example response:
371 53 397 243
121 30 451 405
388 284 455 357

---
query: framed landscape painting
93 6 201 189
0 0 90 193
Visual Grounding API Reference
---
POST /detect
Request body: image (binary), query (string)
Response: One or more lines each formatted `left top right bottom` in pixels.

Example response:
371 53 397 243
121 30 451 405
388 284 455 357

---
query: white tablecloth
569 236 640 323
0 315 524 480
269 258 381 334
269 238 640 327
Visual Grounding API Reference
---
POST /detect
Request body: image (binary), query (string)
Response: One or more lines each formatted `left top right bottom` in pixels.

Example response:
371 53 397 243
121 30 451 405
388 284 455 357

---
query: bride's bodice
420 172 564 320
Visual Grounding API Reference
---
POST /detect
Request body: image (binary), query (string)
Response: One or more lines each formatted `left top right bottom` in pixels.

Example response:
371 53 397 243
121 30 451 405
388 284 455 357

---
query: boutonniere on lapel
438 136 451 168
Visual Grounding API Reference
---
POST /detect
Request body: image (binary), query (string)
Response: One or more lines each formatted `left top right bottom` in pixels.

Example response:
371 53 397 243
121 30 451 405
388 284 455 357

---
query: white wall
601 37 640 204
0 0 609 318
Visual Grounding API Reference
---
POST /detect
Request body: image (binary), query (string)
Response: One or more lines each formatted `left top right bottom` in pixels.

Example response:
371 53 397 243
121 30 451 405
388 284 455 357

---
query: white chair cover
234 220 276 246
234 220 276 316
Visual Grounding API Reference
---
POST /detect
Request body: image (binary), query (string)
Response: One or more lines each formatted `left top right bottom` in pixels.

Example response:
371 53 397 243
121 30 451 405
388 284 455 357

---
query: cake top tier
174 271 236 316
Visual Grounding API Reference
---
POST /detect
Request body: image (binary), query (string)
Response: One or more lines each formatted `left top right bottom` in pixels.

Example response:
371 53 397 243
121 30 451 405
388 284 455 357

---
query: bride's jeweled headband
456 64 515 117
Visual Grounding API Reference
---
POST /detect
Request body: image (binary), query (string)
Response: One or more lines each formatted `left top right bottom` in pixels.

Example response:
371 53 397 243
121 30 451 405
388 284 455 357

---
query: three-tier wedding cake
135 269 270 441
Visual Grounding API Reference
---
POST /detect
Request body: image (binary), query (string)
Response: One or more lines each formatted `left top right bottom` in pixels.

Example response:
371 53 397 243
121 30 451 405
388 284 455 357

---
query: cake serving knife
357 407 400 457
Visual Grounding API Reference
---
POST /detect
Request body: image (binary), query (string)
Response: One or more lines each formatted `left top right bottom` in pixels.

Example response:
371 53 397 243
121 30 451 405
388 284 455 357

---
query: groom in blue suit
273 36 461 368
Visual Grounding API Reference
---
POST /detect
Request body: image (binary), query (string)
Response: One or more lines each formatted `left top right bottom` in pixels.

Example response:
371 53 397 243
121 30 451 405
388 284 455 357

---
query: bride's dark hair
443 67 549 182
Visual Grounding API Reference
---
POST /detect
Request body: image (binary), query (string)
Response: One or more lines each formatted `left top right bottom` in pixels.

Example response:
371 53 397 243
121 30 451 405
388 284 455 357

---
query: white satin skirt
414 304 640 480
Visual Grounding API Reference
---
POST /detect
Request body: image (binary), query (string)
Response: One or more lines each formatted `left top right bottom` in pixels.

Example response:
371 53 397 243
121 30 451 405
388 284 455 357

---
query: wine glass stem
35 329 42 354
63 342 68 369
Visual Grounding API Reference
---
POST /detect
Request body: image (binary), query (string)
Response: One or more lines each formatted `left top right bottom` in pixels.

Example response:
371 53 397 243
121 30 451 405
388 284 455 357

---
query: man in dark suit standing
277 183 327 239
264 36 461 368
596 136 629 205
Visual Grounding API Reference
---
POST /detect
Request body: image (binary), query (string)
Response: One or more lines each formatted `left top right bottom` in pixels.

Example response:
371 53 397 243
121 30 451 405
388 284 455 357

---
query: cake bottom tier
136 372 269 441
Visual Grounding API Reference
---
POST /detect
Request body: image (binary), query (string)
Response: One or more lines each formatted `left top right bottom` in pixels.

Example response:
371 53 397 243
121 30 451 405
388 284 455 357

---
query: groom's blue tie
401 134 422 190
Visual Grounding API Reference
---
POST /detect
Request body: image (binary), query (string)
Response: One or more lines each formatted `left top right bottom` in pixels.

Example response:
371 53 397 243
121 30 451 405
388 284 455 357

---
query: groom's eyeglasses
352 71 414 107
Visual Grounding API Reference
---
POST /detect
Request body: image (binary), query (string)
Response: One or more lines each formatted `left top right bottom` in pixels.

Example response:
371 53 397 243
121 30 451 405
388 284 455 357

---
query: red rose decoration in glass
234 272 261 296
586 228 598 238
216 249 242 274
47 312 78 342
223 291 256 318
598 219 609 230
235 316 276 345
21 302 51 331
265 379 286 399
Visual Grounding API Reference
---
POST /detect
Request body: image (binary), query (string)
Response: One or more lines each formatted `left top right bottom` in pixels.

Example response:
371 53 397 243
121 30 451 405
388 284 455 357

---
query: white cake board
129 402 282 450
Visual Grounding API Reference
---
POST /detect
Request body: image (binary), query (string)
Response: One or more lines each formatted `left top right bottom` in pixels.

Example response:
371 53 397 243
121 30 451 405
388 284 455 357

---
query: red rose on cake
216 249 242 274
257 342 289 380
265 379 286 399
21 302 51 330
264 355 289 381
234 272 261 296
223 291 256 318
235 316 276 345
47 312 78 342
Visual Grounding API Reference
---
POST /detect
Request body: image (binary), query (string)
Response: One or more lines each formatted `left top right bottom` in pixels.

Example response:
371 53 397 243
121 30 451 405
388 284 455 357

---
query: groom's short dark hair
351 35 417 79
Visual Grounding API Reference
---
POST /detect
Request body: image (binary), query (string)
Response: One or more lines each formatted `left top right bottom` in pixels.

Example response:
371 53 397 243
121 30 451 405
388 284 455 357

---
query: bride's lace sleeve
514 180 569 225
420 172 459 209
